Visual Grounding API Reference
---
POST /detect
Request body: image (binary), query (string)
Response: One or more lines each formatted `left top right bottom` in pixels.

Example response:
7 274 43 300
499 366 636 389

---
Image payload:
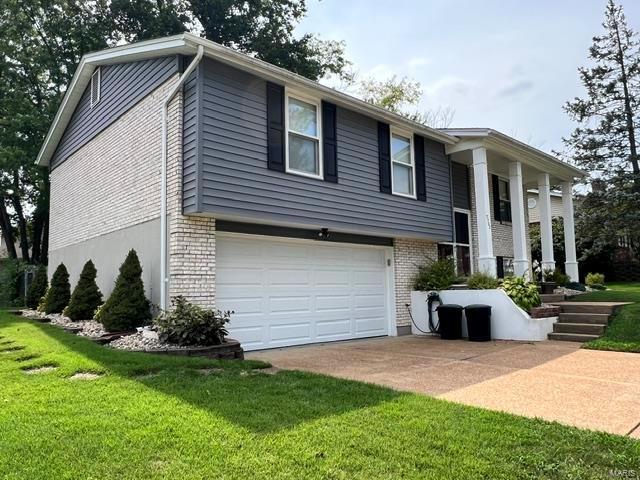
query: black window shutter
378 122 391 193
414 134 426 201
491 174 501 221
266 82 285 172
496 256 505 279
322 101 338 183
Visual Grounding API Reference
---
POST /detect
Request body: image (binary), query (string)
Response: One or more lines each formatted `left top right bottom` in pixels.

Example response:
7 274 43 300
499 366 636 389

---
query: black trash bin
464 304 492 341
436 304 463 340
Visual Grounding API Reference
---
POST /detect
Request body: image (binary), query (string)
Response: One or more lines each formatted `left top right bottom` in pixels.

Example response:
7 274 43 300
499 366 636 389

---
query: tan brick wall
166 88 216 309
393 238 438 327
49 78 178 251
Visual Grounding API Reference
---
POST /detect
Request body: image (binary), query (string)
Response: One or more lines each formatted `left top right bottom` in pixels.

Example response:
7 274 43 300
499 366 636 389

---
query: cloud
496 80 534 98
407 57 431 69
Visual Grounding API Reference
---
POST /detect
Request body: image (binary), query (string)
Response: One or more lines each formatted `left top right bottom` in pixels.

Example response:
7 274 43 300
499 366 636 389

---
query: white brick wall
393 238 438 327
49 74 216 309
49 78 178 251
166 90 216 308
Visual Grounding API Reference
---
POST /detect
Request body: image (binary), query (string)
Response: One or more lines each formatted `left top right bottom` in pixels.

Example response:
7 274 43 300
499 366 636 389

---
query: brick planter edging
127 339 244 360
529 306 561 318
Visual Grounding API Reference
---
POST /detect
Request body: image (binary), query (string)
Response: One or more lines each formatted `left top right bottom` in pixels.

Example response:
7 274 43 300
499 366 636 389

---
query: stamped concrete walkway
248 336 640 437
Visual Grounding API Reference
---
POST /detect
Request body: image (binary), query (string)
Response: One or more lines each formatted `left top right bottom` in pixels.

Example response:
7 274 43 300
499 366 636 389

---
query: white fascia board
443 128 586 181
181 33 457 146
36 35 192 167
37 33 458 167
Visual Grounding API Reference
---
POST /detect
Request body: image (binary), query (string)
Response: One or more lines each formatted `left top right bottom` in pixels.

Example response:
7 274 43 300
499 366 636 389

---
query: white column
472 147 496 276
562 181 579 281
537 173 555 272
509 161 530 277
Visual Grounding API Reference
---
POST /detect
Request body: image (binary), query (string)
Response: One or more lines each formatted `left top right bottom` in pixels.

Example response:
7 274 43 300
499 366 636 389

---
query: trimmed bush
413 257 456 291
500 276 541 312
585 272 605 287
99 249 150 332
26 266 48 309
551 269 569 286
466 272 500 290
155 296 231 346
565 282 586 292
64 260 103 321
44 263 71 314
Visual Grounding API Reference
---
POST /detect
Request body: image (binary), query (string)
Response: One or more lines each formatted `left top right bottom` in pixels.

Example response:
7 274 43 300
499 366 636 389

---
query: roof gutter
160 45 204 310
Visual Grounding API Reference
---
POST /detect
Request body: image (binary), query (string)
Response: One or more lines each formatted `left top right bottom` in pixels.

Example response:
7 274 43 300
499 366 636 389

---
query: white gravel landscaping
109 332 193 351
20 310 107 337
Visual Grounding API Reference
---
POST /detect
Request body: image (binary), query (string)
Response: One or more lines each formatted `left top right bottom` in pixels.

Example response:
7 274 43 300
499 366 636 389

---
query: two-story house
37 33 584 350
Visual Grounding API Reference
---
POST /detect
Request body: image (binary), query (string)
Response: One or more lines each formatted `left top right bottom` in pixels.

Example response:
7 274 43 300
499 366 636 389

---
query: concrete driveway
248 336 640 437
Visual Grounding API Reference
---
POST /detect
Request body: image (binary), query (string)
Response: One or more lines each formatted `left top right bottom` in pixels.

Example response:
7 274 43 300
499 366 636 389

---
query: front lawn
575 282 640 353
0 312 638 479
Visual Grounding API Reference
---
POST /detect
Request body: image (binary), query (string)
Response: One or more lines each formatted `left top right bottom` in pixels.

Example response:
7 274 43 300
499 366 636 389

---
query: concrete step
553 322 606 335
558 312 610 325
540 293 565 303
548 332 600 342
555 302 620 315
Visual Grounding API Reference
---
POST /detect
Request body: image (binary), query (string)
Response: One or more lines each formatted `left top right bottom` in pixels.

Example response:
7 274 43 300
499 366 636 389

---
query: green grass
0 312 638 479
576 282 640 353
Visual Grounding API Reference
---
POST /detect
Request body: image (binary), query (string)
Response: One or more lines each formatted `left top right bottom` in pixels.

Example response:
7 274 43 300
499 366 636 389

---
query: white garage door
216 234 392 351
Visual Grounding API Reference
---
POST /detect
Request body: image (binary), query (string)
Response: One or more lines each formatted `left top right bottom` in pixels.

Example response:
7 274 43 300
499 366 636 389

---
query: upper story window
90 67 101 108
493 176 512 222
286 94 322 179
391 129 415 198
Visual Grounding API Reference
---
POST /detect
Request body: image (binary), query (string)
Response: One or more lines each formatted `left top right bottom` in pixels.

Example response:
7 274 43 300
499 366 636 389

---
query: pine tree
563 0 640 261
64 260 103 321
26 266 48 309
44 263 70 314
99 250 150 332
564 0 640 180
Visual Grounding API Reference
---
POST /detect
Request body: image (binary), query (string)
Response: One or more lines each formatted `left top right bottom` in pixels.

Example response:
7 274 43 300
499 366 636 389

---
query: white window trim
440 207 474 275
90 67 101 108
284 89 323 180
390 126 416 199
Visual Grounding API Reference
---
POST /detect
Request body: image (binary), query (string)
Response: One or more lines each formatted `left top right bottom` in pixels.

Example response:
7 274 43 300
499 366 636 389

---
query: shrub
565 282 586 292
500 276 541 311
413 257 456 291
64 260 103 321
99 249 150 332
585 272 605 287
551 269 569 286
466 272 500 290
44 263 71 314
590 283 607 290
26 266 48 309
155 296 231 346
0 258 25 307
542 268 555 282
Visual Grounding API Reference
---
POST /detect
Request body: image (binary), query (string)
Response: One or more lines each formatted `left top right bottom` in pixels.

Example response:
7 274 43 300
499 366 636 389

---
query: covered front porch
443 128 586 281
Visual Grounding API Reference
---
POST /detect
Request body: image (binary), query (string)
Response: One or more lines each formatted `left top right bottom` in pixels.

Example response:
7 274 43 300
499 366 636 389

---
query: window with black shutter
492 175 512 222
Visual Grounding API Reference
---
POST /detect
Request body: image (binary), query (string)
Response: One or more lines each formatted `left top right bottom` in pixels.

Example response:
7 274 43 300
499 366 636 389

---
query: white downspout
160 45 204 310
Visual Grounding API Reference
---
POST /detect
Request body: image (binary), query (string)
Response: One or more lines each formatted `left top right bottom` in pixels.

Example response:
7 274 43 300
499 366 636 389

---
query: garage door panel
315 295 351 312
316 319 352 338
268 268 311 286
269 322 312 342
268 295 312 314
218 235 390 350
356 317 387 334
217 267 263 285
315 269 350 286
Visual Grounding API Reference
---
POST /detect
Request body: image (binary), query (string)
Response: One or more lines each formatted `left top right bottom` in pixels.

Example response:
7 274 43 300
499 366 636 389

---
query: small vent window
90 67 101 107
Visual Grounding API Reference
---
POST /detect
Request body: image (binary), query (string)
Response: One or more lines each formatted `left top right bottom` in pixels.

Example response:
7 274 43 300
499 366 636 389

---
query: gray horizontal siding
51 56 179 169
452 162 470 209
188 57 453 241
182 63 200 212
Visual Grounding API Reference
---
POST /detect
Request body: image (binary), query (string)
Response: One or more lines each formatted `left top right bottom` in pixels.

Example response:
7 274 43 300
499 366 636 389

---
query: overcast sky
296 0 640 154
